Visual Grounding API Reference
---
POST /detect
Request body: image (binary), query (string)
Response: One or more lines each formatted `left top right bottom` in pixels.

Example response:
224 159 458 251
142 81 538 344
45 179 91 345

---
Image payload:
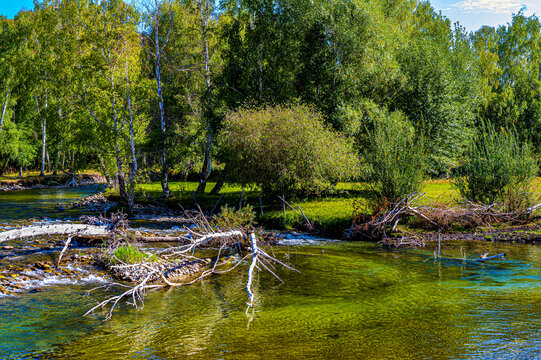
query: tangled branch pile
347 193 541 240
0 208 299 320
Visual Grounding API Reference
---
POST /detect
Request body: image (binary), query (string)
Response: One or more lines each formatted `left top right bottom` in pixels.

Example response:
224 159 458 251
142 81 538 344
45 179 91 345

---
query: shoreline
381 223 541 248
0 173 106 192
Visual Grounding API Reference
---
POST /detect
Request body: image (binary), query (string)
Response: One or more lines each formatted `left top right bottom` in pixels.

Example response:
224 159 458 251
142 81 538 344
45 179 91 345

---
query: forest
3 2 541 357
1 0 540 212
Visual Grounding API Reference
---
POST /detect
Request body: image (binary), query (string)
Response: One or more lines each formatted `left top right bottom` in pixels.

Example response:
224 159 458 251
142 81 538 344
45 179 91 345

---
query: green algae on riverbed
4 186 541 359
2 240 541 359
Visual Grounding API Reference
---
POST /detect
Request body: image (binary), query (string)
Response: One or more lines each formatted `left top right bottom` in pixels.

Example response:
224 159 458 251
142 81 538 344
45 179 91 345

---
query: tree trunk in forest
38 93 48 177
97 154 113 187
151 0 173 199
116 148 127 198
196 0 214 193
111 89 127 198
123 46 138 214
0 82 10 134
197 131 212 193
258 43 263 102
52 155 57 176
41 117 46 176
210 163 227 195
159 81 170 199
0 158 8 176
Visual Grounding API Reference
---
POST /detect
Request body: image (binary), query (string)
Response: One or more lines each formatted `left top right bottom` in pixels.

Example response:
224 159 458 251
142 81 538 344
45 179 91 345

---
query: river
1 187 541 359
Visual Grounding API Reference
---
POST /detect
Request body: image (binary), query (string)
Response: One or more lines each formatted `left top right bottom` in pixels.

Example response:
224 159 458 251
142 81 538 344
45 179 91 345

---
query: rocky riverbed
0 237 108 297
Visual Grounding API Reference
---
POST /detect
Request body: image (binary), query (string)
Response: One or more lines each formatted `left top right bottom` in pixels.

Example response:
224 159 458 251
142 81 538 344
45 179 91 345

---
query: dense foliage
454 126 538 208
222 105 358 195
0 0 540 204
364 111 425 205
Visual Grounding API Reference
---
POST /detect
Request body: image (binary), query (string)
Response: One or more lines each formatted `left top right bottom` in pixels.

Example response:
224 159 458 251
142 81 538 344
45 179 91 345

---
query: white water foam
78 274 109 284
14 266 111 292
275 232 339 246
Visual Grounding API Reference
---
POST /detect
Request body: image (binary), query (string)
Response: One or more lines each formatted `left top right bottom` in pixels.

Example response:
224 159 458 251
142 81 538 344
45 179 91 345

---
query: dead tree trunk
0 224 110 243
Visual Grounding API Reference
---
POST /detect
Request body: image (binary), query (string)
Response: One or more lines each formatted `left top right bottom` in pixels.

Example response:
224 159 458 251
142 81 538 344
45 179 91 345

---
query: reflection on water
1 241 541 359
0 184 105 222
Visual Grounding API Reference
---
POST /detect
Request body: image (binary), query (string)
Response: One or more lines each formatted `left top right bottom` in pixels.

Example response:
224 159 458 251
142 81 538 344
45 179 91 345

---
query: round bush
221 104 359 195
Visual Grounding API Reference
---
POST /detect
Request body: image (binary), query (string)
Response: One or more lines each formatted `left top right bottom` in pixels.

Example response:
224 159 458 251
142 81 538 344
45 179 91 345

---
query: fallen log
0 223 194 244
0 224 110 243
474 253 506 262
134 235 191 243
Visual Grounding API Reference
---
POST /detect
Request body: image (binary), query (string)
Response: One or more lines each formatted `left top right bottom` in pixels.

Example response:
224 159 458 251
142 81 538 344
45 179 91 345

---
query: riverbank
4 184 541 359
109 179 541 239
0 172 106 191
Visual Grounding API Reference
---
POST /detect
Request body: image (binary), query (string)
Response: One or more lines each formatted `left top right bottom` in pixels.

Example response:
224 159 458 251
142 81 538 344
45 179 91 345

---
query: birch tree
142 0 174 198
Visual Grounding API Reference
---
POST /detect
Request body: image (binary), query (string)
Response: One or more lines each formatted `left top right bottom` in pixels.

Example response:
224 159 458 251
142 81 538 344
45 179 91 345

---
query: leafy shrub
364 111 425 208
110 244 156 265
212 205 256 231
221 104 359 196
454 126 537 208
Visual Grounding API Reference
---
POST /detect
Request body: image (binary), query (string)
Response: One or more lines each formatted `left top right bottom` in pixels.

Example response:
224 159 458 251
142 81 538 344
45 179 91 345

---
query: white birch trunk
0 224 109 243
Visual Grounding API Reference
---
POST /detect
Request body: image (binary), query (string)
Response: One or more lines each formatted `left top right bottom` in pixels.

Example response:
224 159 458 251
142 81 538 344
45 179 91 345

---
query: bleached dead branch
0 224 110 243
84 230 299 320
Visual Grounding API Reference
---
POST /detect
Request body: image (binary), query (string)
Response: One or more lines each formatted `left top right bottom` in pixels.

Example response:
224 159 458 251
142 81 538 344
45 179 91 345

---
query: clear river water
1 186 541 359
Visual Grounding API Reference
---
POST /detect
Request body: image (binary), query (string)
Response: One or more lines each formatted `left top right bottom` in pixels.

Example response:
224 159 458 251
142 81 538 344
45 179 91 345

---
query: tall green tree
474 12 541 152
393 3 480 175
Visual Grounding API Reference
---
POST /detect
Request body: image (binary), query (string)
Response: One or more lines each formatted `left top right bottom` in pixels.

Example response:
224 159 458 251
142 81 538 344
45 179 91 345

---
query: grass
110 244 157 264
111 178 541 238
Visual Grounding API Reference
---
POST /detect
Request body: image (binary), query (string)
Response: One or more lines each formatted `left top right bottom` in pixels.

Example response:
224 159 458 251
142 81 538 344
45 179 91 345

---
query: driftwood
475 253 506 262
347 193 424 240
0 224 110 243
84 229 299 320
348 193 541 240
0 210 300 319
0 223 188 245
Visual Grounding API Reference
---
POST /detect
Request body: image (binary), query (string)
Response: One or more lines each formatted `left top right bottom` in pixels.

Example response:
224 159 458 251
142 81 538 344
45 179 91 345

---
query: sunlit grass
110 244 156 265
121 177 541 238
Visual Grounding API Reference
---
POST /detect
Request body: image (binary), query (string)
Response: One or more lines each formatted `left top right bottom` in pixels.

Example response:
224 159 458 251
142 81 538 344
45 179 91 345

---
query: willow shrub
364 112 425 208
221 104 359 196
454 126 538 209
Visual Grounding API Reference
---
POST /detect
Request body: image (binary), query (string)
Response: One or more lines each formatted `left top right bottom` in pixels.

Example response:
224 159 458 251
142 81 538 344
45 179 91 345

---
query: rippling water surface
2 187 541 359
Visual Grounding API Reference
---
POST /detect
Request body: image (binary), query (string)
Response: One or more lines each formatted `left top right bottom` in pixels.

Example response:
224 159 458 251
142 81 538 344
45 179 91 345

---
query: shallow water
0 184 106 222
2 188 541 359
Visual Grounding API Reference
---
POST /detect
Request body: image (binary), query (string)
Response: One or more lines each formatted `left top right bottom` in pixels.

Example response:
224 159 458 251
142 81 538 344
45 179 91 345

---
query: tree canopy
0 0 539 199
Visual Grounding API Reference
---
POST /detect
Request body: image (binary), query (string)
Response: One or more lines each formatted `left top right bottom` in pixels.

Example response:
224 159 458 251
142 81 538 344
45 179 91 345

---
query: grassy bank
111 178 541 238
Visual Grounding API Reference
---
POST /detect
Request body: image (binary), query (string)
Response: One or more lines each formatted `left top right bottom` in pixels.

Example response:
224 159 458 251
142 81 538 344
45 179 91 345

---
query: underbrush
454 126 538 210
